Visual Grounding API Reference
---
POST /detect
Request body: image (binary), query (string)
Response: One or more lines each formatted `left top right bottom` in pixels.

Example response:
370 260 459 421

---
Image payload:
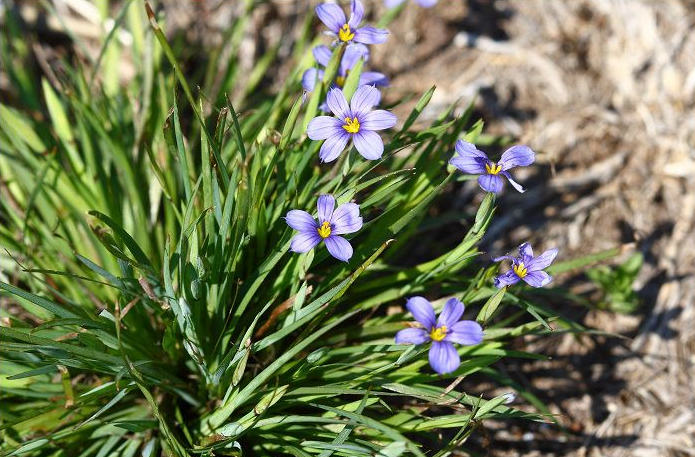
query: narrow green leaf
342 57 364 101
88 211 152 270
477 288 505 324
400 86 436 133
0 282 80 319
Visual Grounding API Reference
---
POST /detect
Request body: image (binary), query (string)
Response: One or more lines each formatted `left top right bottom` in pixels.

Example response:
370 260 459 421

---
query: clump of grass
1 2 594 455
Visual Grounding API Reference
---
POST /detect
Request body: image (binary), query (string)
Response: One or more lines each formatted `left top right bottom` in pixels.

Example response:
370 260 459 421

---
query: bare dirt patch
375 1 694 455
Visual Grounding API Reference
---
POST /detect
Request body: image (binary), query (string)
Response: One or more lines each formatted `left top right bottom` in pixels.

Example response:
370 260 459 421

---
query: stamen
335 74 346 87
485 162 502 175
317 221 332 239
342 117 360 134
338 23 355 42
513 262 528 278
429 325 447 342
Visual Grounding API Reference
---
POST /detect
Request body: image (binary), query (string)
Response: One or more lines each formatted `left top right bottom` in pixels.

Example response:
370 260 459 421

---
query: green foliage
587 253 643 314
0 2 595 456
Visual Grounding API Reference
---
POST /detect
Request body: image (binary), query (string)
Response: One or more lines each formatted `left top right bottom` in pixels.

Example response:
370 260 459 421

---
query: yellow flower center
317 221 332 238
338 23 355 42
335 74 346 87
342 117 360 134
513 262 528 278
429 325 447 342
485 162 502 175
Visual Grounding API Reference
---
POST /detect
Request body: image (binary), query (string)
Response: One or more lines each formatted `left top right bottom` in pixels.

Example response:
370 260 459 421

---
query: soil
371 1 694 455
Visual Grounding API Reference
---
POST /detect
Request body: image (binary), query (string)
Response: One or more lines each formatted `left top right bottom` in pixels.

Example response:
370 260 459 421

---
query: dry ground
372 1 694 455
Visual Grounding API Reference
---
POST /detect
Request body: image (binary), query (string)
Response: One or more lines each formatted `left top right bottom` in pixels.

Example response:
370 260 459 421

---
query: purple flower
316 0 389 45
493 242 558 288
449 140 535 194
302 44 389 93
395 297 483 374
306 86 397 162
385 0 438 8
285 194 362 262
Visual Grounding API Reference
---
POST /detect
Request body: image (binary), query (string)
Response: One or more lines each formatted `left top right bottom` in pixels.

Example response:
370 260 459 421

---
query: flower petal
350 85 381 116
359 71 389 87
324 235 353 262
527 248 558 271
318 131 350 163
478 174 504 193
449 155 486 174
348 0 364 29
406 296 435 329
315 3 346 33
416 0 438 6
353 130 384 160
290 232 322 253
518 242 534 261
341 44 368 75
352 43 370 60
313 45 333 67
429 341 460 374
395 327 429 345
445 320 483 345
326 87 350 119
494 270 521 288
499 145 535 170
385 0 406 7
302 68 324 92
500 170 526 193
307 116 343 140
331 202 363 235
492 254 516 263
317 195 335 224
455 140 488 159
354 26 389 44
361 110 397 131
522 270 553 288
285 210 317 232
437 298 465 328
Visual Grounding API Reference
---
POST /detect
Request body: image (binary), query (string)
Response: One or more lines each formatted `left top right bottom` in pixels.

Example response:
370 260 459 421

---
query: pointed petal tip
406 296 436 329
